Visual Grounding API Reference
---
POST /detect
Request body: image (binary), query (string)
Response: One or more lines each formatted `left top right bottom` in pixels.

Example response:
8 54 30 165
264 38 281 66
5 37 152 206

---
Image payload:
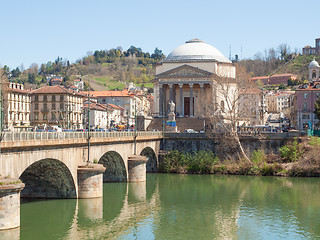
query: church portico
158 82 211 118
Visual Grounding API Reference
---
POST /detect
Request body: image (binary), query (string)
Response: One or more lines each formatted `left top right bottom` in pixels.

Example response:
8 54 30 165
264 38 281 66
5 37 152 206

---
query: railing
1 131 163 142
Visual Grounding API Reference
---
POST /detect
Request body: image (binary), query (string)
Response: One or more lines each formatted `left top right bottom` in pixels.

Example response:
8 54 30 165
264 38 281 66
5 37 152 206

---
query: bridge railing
1 131 163 142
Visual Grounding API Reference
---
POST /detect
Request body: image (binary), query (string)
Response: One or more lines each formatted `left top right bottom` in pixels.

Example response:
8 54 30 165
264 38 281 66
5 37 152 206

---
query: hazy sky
1 0 319 69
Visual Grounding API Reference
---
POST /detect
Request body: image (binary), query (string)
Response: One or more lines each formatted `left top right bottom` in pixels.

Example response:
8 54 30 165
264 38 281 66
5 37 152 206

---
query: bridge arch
140 147 158 173
19 158 77 198
98 151 127 182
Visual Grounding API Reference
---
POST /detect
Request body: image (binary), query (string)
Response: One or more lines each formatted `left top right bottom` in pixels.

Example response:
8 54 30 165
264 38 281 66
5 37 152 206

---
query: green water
9 175 320 239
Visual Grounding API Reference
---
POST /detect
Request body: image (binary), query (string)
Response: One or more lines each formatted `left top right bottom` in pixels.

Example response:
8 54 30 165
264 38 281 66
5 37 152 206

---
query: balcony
41 108 49 112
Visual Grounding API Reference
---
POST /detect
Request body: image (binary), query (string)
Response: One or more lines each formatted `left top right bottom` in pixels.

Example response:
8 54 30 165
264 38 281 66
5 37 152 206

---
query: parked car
185 129 198 133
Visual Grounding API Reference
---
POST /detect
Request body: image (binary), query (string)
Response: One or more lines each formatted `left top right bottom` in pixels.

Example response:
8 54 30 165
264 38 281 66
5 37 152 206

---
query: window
35 103 39 110
52 103 56 110
59 113 63 120
303 103 307 109
102 99 106 103
44 103 48 110
302 114 310 119
221 100 225 112
51 113 56 120
34 113 39 120
43 114 47 120
35 95 39 102
52 95 56 101
60 95 64 101
60 103 64 110
304 93 308 99
43 95 47 102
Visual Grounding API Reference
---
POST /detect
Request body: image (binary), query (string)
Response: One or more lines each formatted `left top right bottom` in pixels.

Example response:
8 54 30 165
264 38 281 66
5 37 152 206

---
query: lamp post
0 75 4 151
134 96 137 155
87 84 91 163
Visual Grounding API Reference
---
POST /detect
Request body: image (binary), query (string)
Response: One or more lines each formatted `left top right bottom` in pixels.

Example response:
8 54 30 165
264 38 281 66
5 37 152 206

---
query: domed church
154 39 236 118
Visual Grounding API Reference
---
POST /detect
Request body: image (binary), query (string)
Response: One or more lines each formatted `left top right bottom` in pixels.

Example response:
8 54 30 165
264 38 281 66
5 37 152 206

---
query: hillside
4 43 320 90
4 46 165 91
239 54 320 81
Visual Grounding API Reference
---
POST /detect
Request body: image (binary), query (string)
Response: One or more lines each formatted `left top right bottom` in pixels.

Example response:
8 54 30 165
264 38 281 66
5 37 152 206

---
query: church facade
153 39 236 118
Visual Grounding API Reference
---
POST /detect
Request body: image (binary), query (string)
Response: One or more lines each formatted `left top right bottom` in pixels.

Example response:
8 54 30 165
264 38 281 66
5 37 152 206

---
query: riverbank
159 137 320 177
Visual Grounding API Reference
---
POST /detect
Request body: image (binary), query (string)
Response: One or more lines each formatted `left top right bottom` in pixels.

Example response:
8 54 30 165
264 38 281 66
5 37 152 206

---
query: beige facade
4 83 31 131
239 89 267 126
30 85 83 129
154 39 236 118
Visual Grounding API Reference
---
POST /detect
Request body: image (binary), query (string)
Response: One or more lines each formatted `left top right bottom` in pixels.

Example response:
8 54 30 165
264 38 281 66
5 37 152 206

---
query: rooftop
30 85 81 95
81 90 134 98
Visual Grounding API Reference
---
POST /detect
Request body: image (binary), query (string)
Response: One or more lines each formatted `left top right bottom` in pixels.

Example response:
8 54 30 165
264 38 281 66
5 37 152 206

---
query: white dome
164 39 231 63
309 59 320 68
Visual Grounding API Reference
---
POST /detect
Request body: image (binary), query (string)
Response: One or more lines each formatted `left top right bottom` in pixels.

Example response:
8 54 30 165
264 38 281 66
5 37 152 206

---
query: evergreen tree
314 97 320 126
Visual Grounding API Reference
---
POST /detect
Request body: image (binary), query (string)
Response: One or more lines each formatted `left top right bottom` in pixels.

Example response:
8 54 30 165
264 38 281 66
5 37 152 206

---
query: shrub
279 139 303 162
159 150 219 174
251 149 266 164
187 150 219 174
309 136 320 146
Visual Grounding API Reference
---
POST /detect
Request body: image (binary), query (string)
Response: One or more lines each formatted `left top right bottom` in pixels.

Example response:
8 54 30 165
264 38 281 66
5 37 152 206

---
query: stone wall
163 133 294 158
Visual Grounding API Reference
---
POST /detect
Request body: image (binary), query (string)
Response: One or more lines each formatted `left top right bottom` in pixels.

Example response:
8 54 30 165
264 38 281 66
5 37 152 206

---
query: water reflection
18 175 320 240
20 198 76 240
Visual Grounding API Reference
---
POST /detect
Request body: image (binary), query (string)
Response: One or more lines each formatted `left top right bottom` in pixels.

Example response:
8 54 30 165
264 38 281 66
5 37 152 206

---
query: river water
5 174 320 239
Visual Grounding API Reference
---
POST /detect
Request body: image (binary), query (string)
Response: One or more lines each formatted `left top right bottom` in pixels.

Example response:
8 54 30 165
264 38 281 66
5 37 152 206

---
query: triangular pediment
157 65 213 78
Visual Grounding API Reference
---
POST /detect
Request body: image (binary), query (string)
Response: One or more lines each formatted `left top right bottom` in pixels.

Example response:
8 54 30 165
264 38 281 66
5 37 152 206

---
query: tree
205 65 257 162
11 67 21 78
151 47 165 60
314 97 320 126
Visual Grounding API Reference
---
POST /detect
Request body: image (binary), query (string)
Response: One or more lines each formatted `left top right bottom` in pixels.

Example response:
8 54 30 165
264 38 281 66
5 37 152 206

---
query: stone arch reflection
20 198 76 239
98 151 127 182
140 147 158 173
19 158 77 198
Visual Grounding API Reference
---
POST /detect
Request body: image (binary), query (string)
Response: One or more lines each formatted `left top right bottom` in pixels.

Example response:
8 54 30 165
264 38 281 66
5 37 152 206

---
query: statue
169 101 175 113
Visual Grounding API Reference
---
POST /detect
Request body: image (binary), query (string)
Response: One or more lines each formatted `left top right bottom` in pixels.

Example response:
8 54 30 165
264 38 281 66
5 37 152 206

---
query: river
4 174 320 239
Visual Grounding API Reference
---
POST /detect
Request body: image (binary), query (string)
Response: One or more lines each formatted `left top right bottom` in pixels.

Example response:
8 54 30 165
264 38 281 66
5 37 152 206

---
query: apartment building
3 83 31 131
302 38 320 56
30 85 83 129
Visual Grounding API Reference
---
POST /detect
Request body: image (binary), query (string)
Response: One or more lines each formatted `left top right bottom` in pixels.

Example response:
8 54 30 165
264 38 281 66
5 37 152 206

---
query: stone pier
77 164 106 198
0 179 25 231
127 155 148 182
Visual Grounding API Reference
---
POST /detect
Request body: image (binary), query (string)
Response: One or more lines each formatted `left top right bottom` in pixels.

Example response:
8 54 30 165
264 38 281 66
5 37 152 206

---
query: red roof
80 90 133 98
250 76 269 80
84 102 112 111
30 85 81 96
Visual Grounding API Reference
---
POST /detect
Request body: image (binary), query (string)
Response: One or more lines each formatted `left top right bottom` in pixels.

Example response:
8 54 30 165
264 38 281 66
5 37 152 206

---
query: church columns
159 84 163 116
189 83 194 117
159 84 167 117
199 83 204 117
179 84 184 117
169 83 173 103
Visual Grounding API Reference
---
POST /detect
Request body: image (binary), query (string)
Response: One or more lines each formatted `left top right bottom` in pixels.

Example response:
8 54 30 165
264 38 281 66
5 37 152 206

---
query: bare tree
205 65 259 162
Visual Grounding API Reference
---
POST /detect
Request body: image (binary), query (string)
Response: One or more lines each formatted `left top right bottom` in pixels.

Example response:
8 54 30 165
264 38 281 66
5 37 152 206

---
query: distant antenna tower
229 45 232 60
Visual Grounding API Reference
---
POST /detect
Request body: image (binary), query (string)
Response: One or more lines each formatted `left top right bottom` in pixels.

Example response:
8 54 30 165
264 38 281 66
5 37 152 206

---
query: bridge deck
0 131 163 150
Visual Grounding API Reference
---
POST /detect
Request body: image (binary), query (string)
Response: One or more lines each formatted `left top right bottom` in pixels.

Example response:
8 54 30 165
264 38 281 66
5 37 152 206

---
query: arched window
303 102 307 110
51 113 56 120
312 70 317 79
221 100 225 112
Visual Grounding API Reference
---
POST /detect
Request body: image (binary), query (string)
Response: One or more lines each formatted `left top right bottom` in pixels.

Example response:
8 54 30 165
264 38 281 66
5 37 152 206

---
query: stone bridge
0 131 162 199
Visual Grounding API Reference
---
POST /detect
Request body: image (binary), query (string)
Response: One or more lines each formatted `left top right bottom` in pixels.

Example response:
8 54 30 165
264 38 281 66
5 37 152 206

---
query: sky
1 0 319 70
